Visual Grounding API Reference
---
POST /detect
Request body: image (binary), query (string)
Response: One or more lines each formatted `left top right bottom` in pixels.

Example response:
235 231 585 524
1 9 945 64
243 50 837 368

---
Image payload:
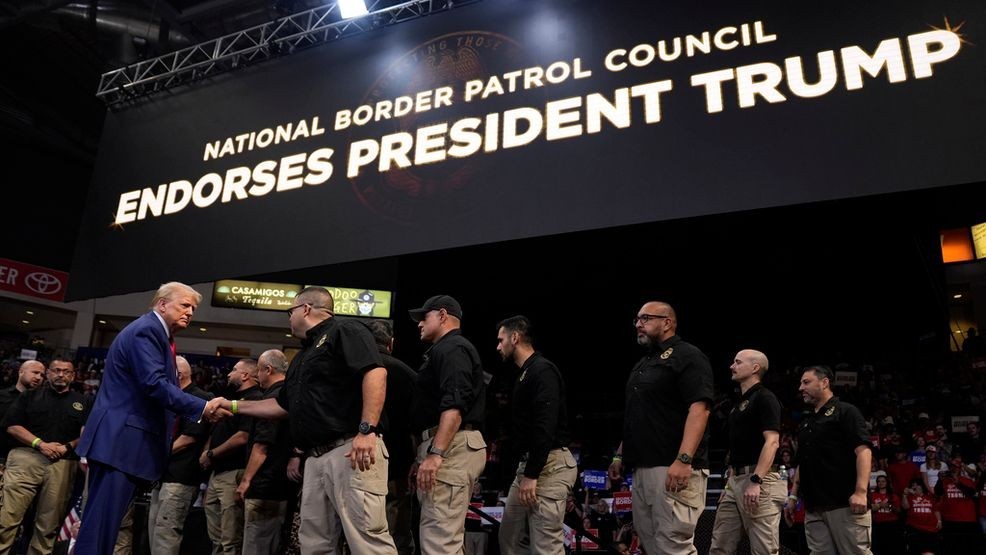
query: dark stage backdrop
70 0 986 299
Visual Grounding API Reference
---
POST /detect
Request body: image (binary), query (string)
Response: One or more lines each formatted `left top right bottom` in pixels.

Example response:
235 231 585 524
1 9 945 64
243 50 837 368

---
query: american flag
58 492 83 541
59 457 88 544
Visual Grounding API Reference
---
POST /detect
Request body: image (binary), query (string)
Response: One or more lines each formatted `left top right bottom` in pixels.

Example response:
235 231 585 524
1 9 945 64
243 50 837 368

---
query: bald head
176 356 192 387
644 302 676 321
740 349 769 372
18 360 45 391
257 349 288 389
730 349 769 386
635 301 678 345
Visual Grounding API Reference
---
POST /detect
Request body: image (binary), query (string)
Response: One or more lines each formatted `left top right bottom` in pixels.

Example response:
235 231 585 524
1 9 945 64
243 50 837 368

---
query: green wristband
31 438 42 449
231 400 238 414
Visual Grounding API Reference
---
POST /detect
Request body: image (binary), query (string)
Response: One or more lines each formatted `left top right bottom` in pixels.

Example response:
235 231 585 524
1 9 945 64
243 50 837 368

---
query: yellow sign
212 280 301 311
972 223 986 260
309 285 393 318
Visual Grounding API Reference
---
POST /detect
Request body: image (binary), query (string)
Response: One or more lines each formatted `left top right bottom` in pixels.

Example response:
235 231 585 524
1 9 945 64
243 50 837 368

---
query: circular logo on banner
25 272 63 295
349 32 523 223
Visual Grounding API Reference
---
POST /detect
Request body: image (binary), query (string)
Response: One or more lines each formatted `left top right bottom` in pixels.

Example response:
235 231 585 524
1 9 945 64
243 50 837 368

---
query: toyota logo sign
25 272 63 295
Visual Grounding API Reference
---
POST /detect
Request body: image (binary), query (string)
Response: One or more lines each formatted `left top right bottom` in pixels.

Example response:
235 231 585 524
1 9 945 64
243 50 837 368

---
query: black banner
69 0 986 299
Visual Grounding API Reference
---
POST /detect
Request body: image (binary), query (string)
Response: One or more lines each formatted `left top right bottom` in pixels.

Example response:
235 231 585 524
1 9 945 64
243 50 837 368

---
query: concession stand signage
212 280 302 311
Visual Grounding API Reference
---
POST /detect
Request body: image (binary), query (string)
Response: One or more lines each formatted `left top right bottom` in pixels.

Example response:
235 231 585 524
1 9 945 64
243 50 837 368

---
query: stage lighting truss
96 0 481 106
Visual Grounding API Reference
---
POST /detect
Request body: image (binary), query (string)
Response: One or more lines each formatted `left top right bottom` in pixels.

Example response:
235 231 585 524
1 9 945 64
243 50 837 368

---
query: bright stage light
339 0 369 19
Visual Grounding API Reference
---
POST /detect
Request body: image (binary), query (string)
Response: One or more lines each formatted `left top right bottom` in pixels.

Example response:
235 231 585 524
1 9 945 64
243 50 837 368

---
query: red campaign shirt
790 497 805 524
887 461 921 495
912 429 938 443
905 494 940 533
939 477 977 523
870 491 901 523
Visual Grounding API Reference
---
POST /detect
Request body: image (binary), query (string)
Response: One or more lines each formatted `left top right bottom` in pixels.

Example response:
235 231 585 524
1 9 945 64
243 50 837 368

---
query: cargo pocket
665 469 707 510
539 449 578 501
350 439 389 495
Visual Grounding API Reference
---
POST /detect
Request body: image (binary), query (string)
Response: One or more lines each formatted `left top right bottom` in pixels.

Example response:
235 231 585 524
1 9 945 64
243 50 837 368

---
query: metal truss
96 0 482 106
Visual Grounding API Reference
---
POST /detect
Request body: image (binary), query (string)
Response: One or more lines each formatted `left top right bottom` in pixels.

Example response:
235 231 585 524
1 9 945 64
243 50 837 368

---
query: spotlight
339 0 369 19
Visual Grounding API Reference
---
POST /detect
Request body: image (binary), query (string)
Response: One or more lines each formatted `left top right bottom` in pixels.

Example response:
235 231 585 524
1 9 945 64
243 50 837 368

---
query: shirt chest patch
518 369 528 382
316 334 328 348
72 402 84 411
660 347 673 360
738 399 750 412
824 406 836 417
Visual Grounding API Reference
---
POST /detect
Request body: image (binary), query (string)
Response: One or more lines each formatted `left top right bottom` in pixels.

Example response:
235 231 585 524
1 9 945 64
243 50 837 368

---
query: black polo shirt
0 385 24 461
276 317 384 449
3 384 91 459
246 381 297 501
209 385 263 473
623 335 713 469
797 396 870 512
412 329 486 434
511 352 570 479
380 351 416 479
726 383 782 468
162 384 213 486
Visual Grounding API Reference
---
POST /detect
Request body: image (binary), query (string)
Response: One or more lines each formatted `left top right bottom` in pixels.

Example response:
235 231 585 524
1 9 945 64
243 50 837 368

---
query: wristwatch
427 444 447 458
206 449 214 459
358 421 379 435
750 474 763 484
677 452 692 464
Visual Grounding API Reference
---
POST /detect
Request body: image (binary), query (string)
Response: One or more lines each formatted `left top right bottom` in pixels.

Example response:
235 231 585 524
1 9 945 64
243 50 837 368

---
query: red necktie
169 336 178 379
169 336 181 440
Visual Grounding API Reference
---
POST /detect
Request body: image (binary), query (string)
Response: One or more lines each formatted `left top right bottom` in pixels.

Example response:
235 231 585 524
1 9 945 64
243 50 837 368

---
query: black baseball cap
409 295 463 321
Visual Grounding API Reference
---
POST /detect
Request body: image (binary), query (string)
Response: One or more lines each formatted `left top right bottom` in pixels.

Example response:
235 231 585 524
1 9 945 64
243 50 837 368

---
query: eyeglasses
633 314 670 325
285 303 309 316
286 303 333 316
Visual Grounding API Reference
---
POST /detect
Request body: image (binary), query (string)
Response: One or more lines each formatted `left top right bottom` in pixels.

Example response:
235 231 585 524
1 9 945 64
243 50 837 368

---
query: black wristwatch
677 452 692 465
358 421 379 435
750 474 763 484
206 449 214 459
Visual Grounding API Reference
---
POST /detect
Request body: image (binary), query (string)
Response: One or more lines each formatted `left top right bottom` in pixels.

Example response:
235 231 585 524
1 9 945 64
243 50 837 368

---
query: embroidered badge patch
660 347 673 360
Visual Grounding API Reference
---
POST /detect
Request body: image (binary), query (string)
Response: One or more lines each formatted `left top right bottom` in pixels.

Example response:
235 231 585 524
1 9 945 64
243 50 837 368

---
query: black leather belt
420 423 475 441
731 464 780 476
307 434 355 458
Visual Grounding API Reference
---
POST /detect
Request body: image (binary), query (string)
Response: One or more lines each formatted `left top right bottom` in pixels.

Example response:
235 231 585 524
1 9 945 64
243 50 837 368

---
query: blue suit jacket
78 311 207 482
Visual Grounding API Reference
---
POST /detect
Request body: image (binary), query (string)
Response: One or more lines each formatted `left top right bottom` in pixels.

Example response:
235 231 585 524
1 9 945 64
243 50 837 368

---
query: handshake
203 397 234 422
